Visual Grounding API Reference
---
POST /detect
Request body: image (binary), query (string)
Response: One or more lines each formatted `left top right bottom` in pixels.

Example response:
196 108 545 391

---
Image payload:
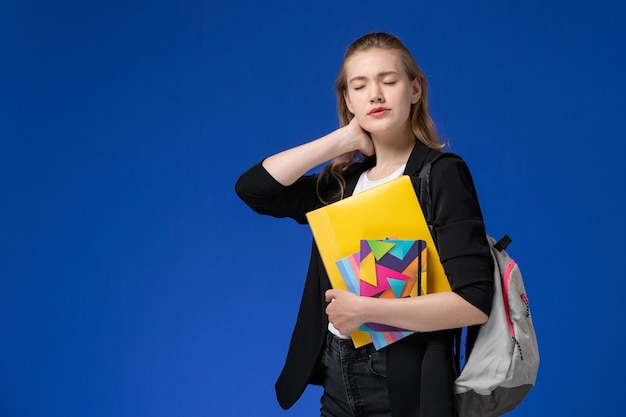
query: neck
368 126 415 180
370 125 415 165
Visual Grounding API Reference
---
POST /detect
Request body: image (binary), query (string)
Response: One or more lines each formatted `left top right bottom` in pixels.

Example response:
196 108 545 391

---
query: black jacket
235 141 493 417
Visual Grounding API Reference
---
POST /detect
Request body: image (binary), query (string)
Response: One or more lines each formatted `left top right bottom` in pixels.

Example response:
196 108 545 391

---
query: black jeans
320 333 391 417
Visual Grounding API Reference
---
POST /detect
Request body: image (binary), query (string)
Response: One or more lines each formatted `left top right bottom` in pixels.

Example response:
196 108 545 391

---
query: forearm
262 130 354 186
262 118 373 186
325 289 489 335
360 292 488 332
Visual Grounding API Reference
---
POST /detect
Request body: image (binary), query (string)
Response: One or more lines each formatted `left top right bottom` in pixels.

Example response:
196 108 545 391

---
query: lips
368 107 390 116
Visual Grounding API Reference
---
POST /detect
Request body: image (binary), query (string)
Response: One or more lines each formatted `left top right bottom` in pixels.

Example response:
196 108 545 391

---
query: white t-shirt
328 163 407 339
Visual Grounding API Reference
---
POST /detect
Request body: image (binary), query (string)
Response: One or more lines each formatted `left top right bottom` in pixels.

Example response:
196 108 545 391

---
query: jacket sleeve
234 161 324 225
429 156 494 316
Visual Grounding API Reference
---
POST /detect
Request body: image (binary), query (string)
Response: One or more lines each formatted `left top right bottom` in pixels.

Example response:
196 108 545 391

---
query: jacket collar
404 140 438 176
344 141 438 196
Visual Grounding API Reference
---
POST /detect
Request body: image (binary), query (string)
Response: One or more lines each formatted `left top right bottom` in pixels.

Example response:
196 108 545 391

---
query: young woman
235 32 493 417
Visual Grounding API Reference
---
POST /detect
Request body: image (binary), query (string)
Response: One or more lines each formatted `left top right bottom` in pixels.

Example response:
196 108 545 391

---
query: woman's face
343 48 421 138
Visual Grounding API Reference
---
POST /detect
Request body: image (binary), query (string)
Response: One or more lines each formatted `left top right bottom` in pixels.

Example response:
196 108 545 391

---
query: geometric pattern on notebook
335 239 427 349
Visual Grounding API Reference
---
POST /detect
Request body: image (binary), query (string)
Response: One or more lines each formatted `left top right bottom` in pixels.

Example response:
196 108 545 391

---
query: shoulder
429 153 476 189
409 150 475 193
429 152 467 172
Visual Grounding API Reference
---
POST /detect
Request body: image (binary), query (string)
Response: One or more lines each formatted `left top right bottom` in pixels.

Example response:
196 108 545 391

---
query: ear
411 78 422 104
343 90 354 114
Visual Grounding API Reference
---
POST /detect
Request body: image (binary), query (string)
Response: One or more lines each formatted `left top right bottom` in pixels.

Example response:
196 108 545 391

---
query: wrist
326 126 358 155
356 295 373 325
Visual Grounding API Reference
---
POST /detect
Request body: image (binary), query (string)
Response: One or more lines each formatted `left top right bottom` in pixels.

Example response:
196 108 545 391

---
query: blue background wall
2 1 624 416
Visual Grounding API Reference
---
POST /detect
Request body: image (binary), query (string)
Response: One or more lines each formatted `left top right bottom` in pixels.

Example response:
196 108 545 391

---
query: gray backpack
418 153 540 417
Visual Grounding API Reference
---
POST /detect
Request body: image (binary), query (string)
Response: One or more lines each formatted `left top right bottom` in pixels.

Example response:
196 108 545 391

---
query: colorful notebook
336 238 427 349
306 175 451 348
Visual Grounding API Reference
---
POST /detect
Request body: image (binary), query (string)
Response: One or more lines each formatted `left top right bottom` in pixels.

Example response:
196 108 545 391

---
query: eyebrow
348 71 400 84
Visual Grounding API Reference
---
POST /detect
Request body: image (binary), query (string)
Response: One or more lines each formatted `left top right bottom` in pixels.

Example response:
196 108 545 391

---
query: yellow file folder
306 175 451 347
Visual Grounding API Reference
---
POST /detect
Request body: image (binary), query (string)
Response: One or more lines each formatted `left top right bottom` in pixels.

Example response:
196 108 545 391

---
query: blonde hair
318 32 445 201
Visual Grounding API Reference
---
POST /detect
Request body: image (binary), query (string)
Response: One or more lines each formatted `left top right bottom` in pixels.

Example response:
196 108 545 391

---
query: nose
369 86 384 103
